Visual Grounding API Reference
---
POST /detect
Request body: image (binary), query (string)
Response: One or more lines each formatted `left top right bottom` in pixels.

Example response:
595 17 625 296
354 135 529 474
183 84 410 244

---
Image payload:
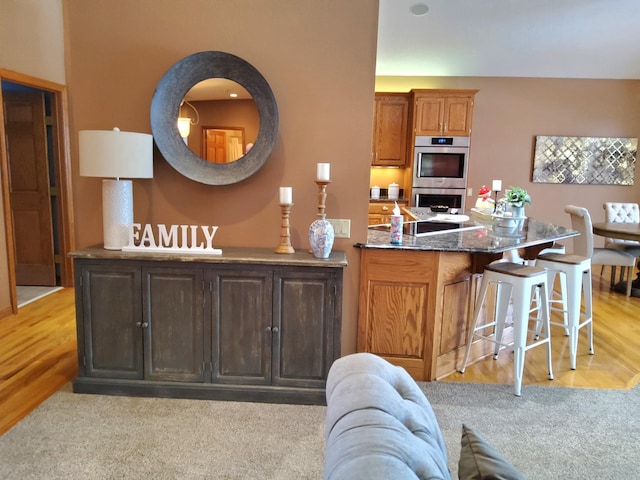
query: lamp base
102 179 133 250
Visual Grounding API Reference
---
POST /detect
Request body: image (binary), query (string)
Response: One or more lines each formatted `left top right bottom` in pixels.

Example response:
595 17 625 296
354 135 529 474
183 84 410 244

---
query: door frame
0 68 76 314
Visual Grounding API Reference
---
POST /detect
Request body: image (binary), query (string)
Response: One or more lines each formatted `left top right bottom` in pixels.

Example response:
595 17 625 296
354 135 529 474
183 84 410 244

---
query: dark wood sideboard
70 247 347 405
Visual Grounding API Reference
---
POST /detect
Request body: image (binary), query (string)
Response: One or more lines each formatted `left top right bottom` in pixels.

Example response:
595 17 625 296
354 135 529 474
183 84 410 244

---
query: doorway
0 69 75 314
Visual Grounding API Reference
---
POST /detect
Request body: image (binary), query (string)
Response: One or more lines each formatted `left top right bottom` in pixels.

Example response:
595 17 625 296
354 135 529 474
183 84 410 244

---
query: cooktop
368 220 483 236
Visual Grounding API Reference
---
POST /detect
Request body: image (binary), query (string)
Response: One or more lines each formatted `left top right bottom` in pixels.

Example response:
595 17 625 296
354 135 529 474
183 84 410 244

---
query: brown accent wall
64 0 378 353
376 76 640 238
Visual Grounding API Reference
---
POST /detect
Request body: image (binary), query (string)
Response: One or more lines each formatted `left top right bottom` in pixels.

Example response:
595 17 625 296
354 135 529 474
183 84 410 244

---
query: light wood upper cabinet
372 93 410 166
413 90 477 136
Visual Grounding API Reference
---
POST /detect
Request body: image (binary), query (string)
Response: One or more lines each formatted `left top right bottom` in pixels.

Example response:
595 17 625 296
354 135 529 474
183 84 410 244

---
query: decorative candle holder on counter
491 179 502 213
309 164 334 259
276 187 295 254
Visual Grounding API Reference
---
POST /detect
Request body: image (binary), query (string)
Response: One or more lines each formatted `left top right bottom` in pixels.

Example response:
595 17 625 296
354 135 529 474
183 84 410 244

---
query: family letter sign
121 224 222 254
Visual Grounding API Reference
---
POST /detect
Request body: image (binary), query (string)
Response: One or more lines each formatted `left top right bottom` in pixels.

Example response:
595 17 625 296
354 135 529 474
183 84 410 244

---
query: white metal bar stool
535 252 594 370
528 243 569 335
460 262 554 396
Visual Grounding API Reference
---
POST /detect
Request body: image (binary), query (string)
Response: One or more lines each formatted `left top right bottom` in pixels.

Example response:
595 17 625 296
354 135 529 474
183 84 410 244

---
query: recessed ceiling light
410 3 429 16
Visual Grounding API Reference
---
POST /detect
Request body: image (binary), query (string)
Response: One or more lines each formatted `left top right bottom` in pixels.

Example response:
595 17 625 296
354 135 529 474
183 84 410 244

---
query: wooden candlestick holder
315 180 331 220
275 203 295 254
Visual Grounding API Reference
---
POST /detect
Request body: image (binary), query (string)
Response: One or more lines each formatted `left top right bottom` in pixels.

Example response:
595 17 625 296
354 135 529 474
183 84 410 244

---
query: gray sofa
324 352 525 480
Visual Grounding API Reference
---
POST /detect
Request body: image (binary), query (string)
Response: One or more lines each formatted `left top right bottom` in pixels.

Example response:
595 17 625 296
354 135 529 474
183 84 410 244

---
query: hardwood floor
1 269 639 434
0 288 77 435
442 268 640 390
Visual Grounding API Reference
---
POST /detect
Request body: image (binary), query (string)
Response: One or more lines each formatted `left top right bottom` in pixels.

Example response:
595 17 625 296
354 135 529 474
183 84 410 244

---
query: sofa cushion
458 424 525 480
325 352 451 480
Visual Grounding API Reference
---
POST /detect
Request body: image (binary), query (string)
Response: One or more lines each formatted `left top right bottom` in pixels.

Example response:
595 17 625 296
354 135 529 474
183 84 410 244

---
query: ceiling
376 0 640 79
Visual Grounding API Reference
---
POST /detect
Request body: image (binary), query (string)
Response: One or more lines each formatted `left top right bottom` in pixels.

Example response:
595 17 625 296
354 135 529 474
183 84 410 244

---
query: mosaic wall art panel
532 136 637 185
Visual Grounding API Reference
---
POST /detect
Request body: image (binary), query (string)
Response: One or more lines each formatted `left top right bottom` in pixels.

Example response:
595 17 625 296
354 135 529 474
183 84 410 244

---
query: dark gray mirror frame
150 51 278 185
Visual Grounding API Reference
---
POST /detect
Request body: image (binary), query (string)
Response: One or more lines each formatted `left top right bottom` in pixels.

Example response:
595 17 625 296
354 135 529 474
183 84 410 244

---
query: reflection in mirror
178 79 259 162
182 101 257 158
202 126 246 163
150 51 278 185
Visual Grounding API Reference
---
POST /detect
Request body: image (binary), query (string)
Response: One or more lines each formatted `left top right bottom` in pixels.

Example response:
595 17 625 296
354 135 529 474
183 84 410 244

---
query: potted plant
505 186 531 207
504 186 531 218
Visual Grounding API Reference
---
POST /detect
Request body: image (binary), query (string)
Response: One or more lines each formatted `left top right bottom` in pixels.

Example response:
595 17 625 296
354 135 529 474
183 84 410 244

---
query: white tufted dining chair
602 202 640 284
602 202 640 253
566 205 635 296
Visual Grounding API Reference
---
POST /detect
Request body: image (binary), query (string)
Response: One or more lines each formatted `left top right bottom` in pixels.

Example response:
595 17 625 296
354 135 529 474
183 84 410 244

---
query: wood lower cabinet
357 248 480 381
72 247 346 404
368 201 413 225
78 264 144 380
144 266 205 382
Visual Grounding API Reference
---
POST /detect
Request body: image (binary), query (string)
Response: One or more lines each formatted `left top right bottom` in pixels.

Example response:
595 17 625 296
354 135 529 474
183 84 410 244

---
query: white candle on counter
317 163 331 181
492 179 502 191
279 187 292 204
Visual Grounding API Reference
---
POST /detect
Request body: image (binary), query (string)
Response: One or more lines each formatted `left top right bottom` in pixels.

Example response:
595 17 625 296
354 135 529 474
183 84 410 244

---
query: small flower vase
309 217 334 259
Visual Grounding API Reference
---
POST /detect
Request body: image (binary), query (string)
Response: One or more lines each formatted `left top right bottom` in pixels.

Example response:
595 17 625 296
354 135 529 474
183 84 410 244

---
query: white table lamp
79 128 153 250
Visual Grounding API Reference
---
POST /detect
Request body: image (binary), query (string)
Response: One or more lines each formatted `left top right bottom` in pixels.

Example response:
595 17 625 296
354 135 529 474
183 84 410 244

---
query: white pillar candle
317 163 330 181
492 179 502 191
279 187 292 204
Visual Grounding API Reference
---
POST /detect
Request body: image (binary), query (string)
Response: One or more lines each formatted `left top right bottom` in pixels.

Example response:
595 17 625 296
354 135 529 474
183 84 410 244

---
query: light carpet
1 381 638 479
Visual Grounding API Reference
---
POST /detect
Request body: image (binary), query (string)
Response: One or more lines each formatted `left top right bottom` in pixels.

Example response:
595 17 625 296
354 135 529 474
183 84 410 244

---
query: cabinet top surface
70 246 348 268
356 207 578 254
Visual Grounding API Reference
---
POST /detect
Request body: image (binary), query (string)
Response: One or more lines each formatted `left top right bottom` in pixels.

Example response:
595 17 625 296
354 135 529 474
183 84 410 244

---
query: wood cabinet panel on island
357 248 487 381
71 247 347 405
372 93 410 166
413 90 477 137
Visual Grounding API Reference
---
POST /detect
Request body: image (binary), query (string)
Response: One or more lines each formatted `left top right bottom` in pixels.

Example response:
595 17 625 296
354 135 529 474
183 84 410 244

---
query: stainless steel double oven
412 135 470 211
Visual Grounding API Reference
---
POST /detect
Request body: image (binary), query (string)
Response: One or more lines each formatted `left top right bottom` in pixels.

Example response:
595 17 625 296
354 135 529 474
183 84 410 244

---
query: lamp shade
177 117 191 138
79 128 153 179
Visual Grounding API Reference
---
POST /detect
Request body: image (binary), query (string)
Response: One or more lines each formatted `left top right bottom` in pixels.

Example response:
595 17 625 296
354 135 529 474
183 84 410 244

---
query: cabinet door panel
273 269 335 387
81 264 143 379
210 268 272 384
373 95 409 166
438 277 471 354
357 249 437 381
444 97 473 135
143 267 205 382
415 96 445 136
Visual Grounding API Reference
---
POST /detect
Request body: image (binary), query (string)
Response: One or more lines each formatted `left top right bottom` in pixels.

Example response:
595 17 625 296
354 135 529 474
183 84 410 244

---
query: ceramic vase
309 218 334 259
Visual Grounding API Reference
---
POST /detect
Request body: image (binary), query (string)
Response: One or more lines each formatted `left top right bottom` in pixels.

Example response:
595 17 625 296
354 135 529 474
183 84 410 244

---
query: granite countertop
355 207 578 254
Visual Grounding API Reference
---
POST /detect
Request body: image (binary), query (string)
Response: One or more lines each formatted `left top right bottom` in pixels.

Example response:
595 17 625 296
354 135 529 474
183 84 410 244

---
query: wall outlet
327 219 351 238
467 187 473 197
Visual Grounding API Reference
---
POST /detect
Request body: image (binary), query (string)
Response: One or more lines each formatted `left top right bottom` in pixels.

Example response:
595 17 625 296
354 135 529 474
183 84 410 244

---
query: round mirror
150 51 278 185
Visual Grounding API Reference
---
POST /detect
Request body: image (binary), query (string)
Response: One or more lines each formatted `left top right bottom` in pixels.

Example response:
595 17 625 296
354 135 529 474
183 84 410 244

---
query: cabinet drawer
368 202 414 226
369 202 406 215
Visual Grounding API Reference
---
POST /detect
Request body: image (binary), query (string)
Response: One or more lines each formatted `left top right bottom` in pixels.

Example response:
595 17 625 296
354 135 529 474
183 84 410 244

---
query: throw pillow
458 424 525 480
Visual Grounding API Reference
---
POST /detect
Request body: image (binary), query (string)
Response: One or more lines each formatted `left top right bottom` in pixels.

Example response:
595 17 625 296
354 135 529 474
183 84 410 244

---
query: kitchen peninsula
355 208 577 381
